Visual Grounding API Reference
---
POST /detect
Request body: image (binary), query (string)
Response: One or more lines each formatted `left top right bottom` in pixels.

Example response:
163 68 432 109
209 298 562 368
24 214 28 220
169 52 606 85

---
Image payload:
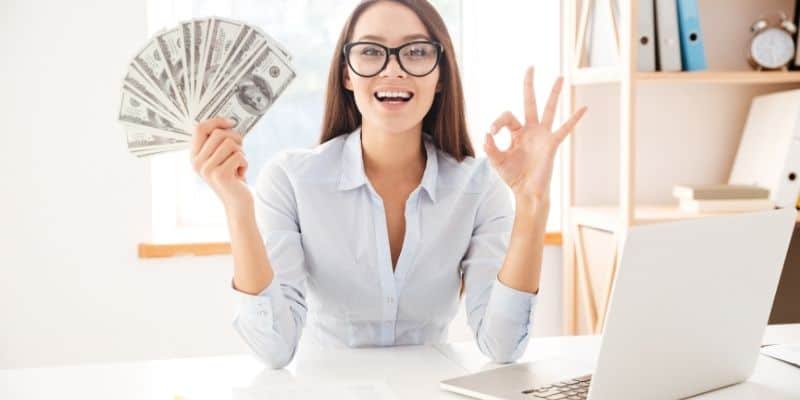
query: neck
360 121 426 182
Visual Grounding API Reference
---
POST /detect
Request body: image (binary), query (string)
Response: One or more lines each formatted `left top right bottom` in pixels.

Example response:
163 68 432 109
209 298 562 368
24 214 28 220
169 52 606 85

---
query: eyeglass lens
347 42 439 76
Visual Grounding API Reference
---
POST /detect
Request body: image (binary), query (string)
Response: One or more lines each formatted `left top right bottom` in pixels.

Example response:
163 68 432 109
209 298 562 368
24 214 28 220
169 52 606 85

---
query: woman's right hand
191 117 253 215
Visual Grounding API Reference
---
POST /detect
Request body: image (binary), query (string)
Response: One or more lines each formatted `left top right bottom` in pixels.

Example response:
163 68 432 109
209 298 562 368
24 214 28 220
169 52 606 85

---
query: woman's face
344 1 441 135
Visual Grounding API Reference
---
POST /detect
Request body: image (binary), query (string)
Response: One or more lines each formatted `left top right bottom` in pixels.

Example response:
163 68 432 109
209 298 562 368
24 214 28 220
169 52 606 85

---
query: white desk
2 325 799 399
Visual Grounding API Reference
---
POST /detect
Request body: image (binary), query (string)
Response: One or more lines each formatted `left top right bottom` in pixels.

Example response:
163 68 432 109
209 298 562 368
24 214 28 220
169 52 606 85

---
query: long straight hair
318 0 474 162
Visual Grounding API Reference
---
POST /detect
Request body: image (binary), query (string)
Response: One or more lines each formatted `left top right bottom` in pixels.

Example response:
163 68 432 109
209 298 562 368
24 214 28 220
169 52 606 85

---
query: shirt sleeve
231 151 308 369
461 163 538 364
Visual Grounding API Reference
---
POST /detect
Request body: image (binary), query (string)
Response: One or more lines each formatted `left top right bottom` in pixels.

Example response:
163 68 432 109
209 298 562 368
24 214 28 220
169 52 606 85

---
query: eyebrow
356 34 431 42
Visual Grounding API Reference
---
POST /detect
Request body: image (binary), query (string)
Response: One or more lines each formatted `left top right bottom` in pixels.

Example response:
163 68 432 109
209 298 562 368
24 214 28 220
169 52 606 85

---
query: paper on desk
761 344 800 368
233 380 398 400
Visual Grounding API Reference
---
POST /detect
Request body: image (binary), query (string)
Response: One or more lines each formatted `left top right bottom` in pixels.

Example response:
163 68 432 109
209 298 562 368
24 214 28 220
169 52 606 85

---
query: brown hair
317 0 474 161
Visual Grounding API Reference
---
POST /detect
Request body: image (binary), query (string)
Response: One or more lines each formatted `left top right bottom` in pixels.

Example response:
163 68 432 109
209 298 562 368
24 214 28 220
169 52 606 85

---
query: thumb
484 133 503 164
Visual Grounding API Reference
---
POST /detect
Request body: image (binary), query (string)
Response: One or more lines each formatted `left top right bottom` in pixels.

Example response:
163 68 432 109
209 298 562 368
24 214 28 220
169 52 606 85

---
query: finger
554 106 588 143
523 66 539 125
232 150 248 179
209 150 242 182
483 133 505 166
219 151 247 181
192 129 241 172
191 117 235 157
200 138 241 177
540 76 564 131
489 111 523 135
237 158 249 180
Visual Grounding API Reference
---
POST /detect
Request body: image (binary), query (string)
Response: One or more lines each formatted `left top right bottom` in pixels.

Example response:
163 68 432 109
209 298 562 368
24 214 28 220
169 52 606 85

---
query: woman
190 0 587 369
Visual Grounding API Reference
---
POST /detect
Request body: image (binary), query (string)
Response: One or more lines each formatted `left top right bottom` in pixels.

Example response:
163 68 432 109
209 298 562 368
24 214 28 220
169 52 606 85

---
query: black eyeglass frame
342 40 445 78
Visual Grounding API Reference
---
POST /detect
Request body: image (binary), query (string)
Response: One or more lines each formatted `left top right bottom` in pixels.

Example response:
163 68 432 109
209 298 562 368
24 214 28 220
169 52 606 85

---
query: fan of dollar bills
118 17 296 158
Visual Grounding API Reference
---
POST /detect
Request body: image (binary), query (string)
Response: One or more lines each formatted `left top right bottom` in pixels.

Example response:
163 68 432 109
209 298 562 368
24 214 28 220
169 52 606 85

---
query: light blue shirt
232 127 537 368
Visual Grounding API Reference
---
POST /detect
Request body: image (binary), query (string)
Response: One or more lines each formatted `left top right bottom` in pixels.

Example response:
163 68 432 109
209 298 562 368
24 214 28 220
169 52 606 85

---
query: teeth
376 90 412 99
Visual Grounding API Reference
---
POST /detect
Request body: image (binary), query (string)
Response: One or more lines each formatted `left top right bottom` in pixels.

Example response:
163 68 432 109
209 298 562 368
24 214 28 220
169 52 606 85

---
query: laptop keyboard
521 374 592 399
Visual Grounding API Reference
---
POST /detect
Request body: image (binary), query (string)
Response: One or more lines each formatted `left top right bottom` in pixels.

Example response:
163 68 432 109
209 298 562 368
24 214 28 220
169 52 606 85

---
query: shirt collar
337 127 439 203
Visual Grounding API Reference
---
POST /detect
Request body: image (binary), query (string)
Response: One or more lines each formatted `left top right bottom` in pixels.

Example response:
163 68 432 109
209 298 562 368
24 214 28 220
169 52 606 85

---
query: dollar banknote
201 47 295 135
117 17 296 158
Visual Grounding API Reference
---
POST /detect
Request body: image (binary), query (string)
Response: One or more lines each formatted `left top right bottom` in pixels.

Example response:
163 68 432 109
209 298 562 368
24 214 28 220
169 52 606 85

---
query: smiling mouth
374 90 414 102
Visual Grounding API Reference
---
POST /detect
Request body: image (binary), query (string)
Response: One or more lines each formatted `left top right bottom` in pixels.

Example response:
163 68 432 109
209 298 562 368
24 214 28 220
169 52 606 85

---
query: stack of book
673 184 775 213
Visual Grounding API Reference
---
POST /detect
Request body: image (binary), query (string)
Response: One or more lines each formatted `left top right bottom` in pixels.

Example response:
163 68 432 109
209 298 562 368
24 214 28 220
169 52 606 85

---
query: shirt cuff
231 279 282 320
487 275 538 325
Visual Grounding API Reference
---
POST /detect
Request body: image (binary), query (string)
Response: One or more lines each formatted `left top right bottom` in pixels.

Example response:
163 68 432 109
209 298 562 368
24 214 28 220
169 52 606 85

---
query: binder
729 89 800 209
655 0 682 71
676 0 707 71
637 0 656 71
792 0 800 69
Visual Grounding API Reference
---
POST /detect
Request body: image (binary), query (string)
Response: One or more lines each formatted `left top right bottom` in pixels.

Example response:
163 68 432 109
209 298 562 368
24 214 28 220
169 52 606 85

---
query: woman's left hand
484 66 587 203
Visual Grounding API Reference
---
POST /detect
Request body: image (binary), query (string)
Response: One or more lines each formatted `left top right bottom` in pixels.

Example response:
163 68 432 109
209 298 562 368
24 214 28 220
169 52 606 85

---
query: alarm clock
748 11 798 70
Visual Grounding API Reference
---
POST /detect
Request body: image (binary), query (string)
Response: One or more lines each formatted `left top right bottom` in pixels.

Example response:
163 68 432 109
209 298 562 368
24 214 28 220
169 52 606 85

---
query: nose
380 53 406 78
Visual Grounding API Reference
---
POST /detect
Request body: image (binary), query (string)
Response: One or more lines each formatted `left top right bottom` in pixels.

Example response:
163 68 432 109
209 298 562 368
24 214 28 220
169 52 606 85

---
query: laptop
441 208 796 400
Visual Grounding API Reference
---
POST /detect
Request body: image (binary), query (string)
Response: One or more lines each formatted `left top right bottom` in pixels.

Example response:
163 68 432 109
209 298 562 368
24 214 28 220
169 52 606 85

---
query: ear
343 66 354 91
435 81 442 93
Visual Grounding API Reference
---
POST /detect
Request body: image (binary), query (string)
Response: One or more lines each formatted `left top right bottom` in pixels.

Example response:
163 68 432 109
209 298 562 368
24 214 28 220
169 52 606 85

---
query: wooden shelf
570 68 800 86
560 1 800 336
570 66 622 85
638 71 800 84
571 205 800 232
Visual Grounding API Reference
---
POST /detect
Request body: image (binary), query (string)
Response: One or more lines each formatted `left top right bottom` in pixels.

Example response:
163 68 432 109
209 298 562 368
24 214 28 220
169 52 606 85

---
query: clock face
751 27 796 69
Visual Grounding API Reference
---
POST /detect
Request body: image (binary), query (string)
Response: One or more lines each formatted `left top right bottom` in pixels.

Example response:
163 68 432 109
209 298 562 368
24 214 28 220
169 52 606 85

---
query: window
147 0 561 243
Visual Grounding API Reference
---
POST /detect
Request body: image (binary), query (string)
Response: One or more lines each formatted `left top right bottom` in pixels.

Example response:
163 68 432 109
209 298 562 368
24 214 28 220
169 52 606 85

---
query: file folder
637 0 656 71
655 0 682 71
729 89 800 209
676 0 707 71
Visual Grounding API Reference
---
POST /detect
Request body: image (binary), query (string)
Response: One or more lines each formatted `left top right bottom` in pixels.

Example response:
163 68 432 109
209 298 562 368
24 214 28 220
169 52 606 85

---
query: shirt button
387 296 394 305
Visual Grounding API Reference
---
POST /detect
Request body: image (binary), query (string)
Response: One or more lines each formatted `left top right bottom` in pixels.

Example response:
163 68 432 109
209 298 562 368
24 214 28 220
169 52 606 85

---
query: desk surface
2 325 799 400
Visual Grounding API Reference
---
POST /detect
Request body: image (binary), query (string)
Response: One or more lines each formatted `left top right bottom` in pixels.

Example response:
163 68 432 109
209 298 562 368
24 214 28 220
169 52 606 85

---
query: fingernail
224 117 235 125
488 125 496 134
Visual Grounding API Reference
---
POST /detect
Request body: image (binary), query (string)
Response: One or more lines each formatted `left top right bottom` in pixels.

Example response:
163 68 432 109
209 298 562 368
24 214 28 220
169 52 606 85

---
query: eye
405 46 428 57
360 45 384 56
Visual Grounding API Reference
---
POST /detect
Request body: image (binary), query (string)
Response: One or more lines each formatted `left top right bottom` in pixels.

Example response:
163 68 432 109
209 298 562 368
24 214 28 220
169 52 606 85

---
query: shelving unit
573 68 800 85
559 0 800 335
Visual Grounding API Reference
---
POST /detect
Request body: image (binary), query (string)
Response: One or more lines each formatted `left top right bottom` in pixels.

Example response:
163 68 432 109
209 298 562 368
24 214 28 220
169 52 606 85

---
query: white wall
0 0 564 369
0 0 249 369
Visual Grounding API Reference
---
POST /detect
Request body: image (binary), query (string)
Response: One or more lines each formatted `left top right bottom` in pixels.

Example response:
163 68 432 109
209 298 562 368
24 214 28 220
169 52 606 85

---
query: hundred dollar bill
201 39 286 117
180 21 194 105
129 141 189 157
201 26 263 108
123 65 184 124
201 46 295 135
198 18 244 105
124 130 188 157
154 27 190 117
203 26 293 107
118 88 192 137
125 126 188 152
191 18 210 111
132 35 188 118
122 84 184 130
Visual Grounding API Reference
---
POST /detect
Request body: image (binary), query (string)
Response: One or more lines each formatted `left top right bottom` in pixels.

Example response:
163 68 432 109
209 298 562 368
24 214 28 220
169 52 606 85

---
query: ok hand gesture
484 67 587 203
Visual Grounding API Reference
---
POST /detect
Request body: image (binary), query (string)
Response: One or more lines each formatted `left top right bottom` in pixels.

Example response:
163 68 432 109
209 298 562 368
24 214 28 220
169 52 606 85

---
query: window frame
142 0 564 253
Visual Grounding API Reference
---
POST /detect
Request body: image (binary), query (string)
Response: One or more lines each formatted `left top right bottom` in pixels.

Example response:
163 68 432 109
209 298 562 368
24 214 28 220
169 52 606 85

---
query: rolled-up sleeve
231 151 308 369
461 165 537 363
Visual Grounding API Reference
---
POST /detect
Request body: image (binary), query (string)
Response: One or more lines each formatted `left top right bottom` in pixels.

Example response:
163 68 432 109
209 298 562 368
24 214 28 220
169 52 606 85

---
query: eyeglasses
343 40 444 78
